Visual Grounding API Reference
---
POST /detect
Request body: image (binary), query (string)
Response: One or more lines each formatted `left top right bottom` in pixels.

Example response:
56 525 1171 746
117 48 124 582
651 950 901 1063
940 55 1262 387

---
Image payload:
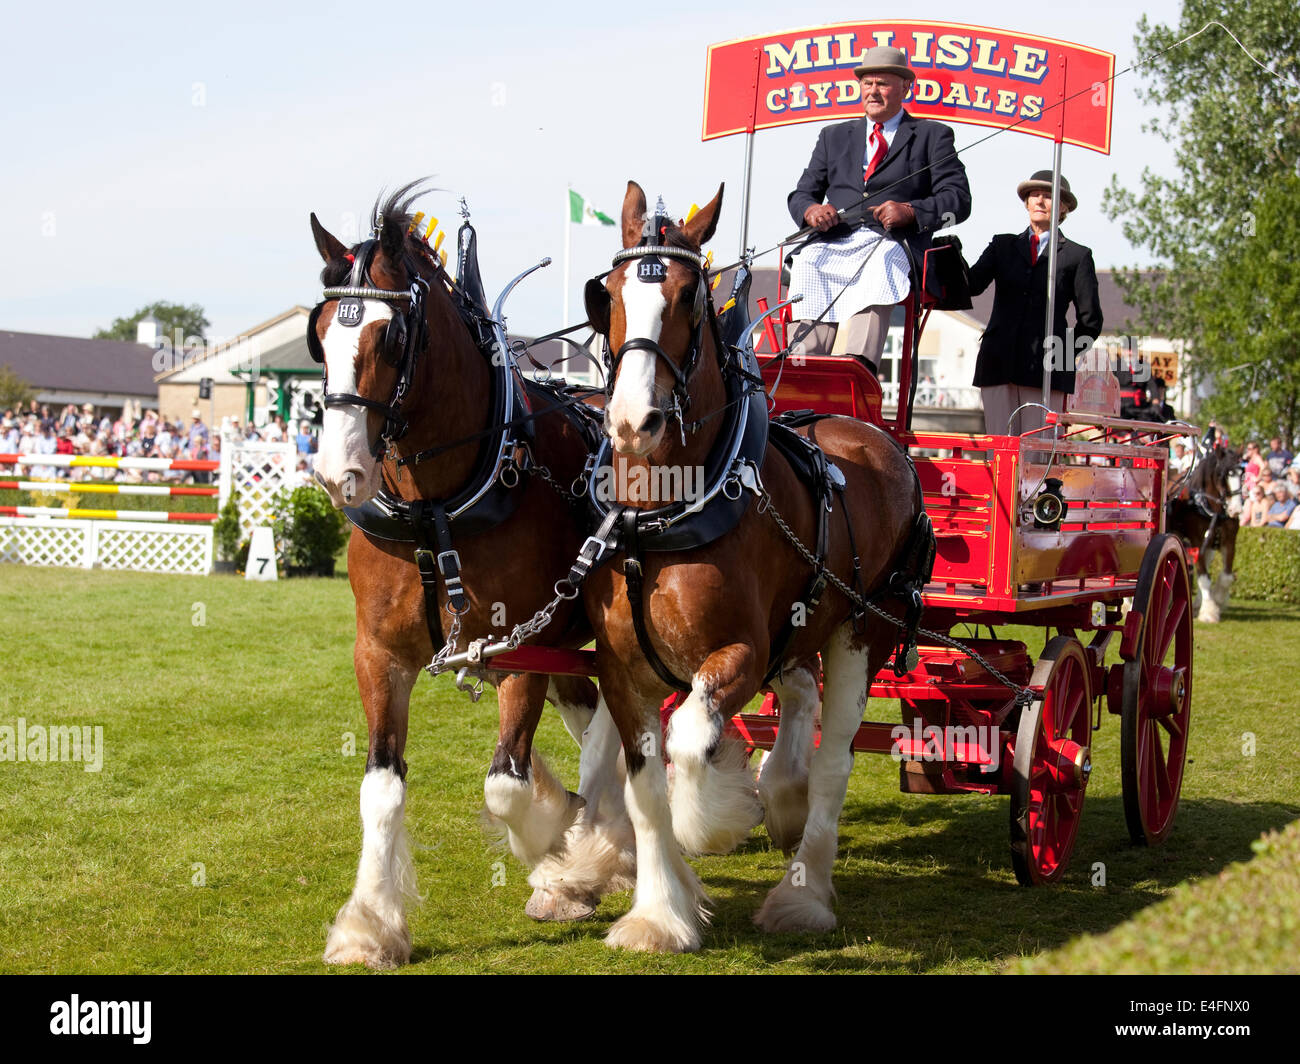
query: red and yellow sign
702 21 1115 154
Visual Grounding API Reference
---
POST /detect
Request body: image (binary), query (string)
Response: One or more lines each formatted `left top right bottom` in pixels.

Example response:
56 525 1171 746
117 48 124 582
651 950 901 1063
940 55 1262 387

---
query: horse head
306 182 446 508
1208 443 1244 501
589 180 723 457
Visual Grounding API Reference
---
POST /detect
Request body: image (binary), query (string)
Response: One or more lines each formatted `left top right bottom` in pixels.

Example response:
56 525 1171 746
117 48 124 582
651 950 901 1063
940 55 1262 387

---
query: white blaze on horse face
315 302 394 508
607 278 668 456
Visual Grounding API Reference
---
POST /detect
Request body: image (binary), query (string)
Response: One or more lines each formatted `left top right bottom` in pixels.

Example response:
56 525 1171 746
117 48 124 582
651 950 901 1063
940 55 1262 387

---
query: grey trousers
789 305 892 371
981 384 1066 436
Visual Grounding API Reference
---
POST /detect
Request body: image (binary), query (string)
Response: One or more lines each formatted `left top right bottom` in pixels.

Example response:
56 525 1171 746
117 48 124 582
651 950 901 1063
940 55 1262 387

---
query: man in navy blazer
787 46 971 370
968 171 1104 434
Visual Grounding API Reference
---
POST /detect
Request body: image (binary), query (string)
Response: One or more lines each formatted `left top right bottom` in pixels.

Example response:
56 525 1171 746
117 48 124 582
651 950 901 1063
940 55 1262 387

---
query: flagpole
563 186 572 327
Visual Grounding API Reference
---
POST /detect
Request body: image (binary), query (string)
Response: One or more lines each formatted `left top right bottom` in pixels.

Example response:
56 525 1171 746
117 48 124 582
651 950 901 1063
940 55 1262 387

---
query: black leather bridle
584 212 711 429
306 238 430 459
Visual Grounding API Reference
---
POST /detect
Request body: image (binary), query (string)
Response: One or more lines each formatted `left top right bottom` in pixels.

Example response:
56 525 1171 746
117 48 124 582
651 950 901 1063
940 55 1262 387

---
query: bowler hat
1017 170 1078 213
853 46 915 82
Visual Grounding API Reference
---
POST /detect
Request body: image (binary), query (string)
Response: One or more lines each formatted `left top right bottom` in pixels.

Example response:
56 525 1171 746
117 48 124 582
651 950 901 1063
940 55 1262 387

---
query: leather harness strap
409 501 469 655
621 507 692 693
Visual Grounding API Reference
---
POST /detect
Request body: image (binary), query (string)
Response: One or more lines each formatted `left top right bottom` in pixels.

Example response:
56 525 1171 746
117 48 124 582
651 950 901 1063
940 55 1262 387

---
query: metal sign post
1042 54 1068 414
737 46 762 258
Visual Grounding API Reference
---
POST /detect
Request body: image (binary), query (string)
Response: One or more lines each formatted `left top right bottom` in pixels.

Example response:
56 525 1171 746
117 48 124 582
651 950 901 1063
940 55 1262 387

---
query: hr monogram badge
336 298 364 326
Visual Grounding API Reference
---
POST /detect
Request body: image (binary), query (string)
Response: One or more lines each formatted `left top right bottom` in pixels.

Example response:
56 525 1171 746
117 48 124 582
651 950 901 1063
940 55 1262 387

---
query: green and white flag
569 189 615 226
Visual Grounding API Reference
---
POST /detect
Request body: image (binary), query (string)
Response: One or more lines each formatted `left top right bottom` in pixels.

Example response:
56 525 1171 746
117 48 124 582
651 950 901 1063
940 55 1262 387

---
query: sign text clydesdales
702 21 1115 154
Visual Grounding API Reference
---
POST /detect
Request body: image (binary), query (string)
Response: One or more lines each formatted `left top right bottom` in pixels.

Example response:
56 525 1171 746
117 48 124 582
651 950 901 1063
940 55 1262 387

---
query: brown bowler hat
853 46 915 83
1017 170 1078 213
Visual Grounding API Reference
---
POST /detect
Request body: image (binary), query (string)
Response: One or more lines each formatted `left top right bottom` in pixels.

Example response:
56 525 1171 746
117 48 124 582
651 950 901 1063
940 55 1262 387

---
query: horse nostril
639 410 665 438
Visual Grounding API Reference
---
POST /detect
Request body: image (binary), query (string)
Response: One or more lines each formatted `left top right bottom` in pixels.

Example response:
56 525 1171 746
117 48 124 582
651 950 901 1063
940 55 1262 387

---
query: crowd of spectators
1186 432 1300 530
1 400 318 486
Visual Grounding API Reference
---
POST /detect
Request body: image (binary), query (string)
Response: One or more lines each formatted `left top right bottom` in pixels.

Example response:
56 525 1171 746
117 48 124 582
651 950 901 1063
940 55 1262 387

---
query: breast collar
584 338 769 552
341 370 533 543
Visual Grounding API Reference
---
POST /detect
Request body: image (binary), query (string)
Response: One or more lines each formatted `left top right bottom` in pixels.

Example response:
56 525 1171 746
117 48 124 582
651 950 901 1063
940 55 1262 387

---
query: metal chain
533 462 582 504
760 483 1032 702
422 609 464 676
502 581 580 653
423 579 580 677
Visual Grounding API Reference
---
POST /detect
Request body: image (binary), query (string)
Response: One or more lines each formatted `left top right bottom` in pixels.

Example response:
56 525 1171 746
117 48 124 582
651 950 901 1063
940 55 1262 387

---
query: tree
1102 0 1300 442
93 301 210 345
0 364 35 412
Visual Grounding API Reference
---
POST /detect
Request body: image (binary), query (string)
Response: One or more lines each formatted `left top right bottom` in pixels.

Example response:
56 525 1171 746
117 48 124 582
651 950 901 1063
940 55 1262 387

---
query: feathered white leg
665 674 762 856
606 751 710 953
755 625 872 935
1197 572 1220 622
527 697 635 920
325 766 419 969
758 667 819 853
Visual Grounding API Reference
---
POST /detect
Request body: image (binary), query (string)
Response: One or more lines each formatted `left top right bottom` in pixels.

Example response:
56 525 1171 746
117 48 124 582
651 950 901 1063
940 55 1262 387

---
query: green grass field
0 564 1296 973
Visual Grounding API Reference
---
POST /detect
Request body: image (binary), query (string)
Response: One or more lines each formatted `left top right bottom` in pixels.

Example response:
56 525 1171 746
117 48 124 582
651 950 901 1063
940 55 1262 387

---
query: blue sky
0 0 1188 343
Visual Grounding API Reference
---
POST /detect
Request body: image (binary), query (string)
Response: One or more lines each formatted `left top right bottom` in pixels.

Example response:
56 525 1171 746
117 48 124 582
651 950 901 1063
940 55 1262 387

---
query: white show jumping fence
0 436 297 576
218 437 298 539
0 517 215 575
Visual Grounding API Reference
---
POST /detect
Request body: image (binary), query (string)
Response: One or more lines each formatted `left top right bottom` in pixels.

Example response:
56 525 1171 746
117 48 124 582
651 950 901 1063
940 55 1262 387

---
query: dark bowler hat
853 46 915 82
1017 170 1078 213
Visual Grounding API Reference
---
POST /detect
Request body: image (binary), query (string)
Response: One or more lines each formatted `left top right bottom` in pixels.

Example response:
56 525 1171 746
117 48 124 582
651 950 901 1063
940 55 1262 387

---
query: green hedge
1230 526 1300 604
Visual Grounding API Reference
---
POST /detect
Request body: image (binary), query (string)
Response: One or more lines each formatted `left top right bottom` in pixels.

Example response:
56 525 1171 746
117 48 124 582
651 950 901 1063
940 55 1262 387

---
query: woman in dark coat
968 170 1103 434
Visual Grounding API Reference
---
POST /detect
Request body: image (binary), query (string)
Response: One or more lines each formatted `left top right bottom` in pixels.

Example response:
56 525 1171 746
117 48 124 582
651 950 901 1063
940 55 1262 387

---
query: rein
396 384 604 469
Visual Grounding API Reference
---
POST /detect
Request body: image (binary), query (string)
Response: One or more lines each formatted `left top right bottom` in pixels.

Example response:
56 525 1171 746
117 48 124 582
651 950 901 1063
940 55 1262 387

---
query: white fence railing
0 518 214 576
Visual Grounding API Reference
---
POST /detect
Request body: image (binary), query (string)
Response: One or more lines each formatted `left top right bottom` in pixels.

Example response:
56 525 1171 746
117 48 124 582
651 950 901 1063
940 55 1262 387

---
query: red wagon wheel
1121 534 1193 845
1010 635 1093 886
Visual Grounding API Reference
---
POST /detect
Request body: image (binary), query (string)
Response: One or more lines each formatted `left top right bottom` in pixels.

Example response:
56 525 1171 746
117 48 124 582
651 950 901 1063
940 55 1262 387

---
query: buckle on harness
566 534 610 587
436 549 468 613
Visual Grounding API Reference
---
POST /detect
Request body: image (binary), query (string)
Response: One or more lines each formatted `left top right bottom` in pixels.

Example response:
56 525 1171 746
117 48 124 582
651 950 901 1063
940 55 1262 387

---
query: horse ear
621 181 647 249
681 183 724 248
310 212 346 264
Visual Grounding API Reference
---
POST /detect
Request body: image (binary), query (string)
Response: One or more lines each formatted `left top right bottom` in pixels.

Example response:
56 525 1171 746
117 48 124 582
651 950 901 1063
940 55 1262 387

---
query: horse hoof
525 887 597 922
605 912 700 953
324 898 411 969
753 886 836 934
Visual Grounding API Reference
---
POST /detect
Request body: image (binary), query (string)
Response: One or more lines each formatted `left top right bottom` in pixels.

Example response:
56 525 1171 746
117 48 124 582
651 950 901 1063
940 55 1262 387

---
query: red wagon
749 344 1193 883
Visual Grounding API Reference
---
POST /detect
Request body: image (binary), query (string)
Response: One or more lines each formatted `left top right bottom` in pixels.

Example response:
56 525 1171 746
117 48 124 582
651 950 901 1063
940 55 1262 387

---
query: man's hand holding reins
871 200 915 231
803 204 840 232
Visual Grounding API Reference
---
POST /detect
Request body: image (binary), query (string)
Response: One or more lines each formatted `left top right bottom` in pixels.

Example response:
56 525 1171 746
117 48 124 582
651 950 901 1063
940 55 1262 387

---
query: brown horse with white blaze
582 181 926 952
308 185 630 969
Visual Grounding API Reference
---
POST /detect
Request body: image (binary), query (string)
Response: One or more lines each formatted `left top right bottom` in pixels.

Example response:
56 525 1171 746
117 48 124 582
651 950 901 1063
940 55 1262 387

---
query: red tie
1030 234 1039 264
863 122 886 183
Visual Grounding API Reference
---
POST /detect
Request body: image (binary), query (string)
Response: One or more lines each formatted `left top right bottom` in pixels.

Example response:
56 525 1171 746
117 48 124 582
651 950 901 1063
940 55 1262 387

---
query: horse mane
371 179 434 244
318 179 439 287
